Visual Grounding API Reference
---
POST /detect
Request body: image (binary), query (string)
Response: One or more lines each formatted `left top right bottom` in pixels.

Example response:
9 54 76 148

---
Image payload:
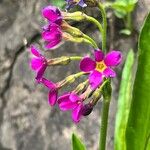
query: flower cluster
29 1 122 123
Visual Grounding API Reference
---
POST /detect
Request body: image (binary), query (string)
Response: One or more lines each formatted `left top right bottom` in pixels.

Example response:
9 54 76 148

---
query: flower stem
83 34 99 49
99 80 112 150
126 12 132 31
85 15 103 35
99 99 110 150
98 3 107 53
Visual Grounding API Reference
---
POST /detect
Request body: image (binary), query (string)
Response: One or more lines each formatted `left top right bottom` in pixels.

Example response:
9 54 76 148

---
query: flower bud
61 21 83 37
91 88 102 105
58 72 86 87
62 32 86 43
62 11 86 21
81 103 93 116
47 57 70 66
74 80 88 93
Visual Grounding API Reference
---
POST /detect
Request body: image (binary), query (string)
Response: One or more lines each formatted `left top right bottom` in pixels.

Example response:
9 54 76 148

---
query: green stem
126 13 132 31
98 3 107 53
99 99 110 150
83 34 99 49
99 79 112 150
85 15 103 35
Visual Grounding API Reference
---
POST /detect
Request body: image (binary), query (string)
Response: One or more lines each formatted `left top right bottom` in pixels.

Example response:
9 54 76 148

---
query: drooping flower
66 0 87 10
40 78 58 106
58 92 84 123
42 23 62 49
29 45 47 81
42 5 62 25
80 50 122 89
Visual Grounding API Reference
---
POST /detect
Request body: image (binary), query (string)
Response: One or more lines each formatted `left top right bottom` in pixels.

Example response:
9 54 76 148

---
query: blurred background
0 0 149 150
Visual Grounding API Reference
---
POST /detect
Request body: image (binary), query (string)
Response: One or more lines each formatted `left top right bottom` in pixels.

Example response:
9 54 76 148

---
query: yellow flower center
96 61 107 72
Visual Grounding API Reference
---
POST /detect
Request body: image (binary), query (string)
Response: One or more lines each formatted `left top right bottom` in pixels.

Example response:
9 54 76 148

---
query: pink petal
103 68 116 78
45 39 61 49
69 93 81 102
58 93 70 104
59 101 77 111
89 70 103 89
35 64 47 81
30 58 43 70
104 51 122 67
30 45 41 57
42 31 61 41
41 78 56 89
94 50 104 62
42 6 61 23
72 104 83 123
80 57 96 72
58 93 78 111
48 89 58 106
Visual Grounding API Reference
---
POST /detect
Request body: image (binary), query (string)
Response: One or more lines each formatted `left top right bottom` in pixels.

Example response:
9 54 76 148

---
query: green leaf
112 0 138 18
72 133 86 150
51 0 65 8
125 12 150 150
114 50 134 150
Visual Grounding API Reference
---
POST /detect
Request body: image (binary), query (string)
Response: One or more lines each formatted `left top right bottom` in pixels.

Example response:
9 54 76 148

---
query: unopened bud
61 21 83 37
91 88 102 105
62 32 85 43
58 72 85 87
47 57 70 66
81 103 93 116
62 11 86 21
74 80 88 93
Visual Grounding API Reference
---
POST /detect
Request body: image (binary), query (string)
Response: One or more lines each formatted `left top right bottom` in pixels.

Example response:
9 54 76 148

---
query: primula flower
30 45 47 81
80 50 122 89
42 23 62 49
40 78 58 106
66 0 87 10
42 5 62 25
58 92 84 123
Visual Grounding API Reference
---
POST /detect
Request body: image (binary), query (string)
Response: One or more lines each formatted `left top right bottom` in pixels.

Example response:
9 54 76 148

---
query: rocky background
0 0 149 150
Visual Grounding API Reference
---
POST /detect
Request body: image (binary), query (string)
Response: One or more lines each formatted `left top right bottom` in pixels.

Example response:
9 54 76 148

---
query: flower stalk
99 79 112 150
98 3 107 53
99 99 110 150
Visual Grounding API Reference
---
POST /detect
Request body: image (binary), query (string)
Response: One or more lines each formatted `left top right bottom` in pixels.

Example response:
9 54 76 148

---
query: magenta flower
80 50 122 89
58 93 84 123
40 78 58 106
30 45 47 81
42 23 62 49
66 0 87 10
42 5 62 25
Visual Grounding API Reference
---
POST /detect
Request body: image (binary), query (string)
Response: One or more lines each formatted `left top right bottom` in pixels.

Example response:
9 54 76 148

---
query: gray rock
0 0 149 150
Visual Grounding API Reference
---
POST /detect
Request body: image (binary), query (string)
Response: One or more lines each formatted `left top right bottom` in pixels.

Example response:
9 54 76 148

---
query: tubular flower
42 5 62 25
29 45 47 81
66 0 87 10
42 23 62 49
58 92 84 123
40 78 58 106
80 50 122 89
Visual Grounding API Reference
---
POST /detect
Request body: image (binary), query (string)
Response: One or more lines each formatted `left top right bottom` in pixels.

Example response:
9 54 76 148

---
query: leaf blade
72 133 86 150
125 12 150 150
114 50 134 150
